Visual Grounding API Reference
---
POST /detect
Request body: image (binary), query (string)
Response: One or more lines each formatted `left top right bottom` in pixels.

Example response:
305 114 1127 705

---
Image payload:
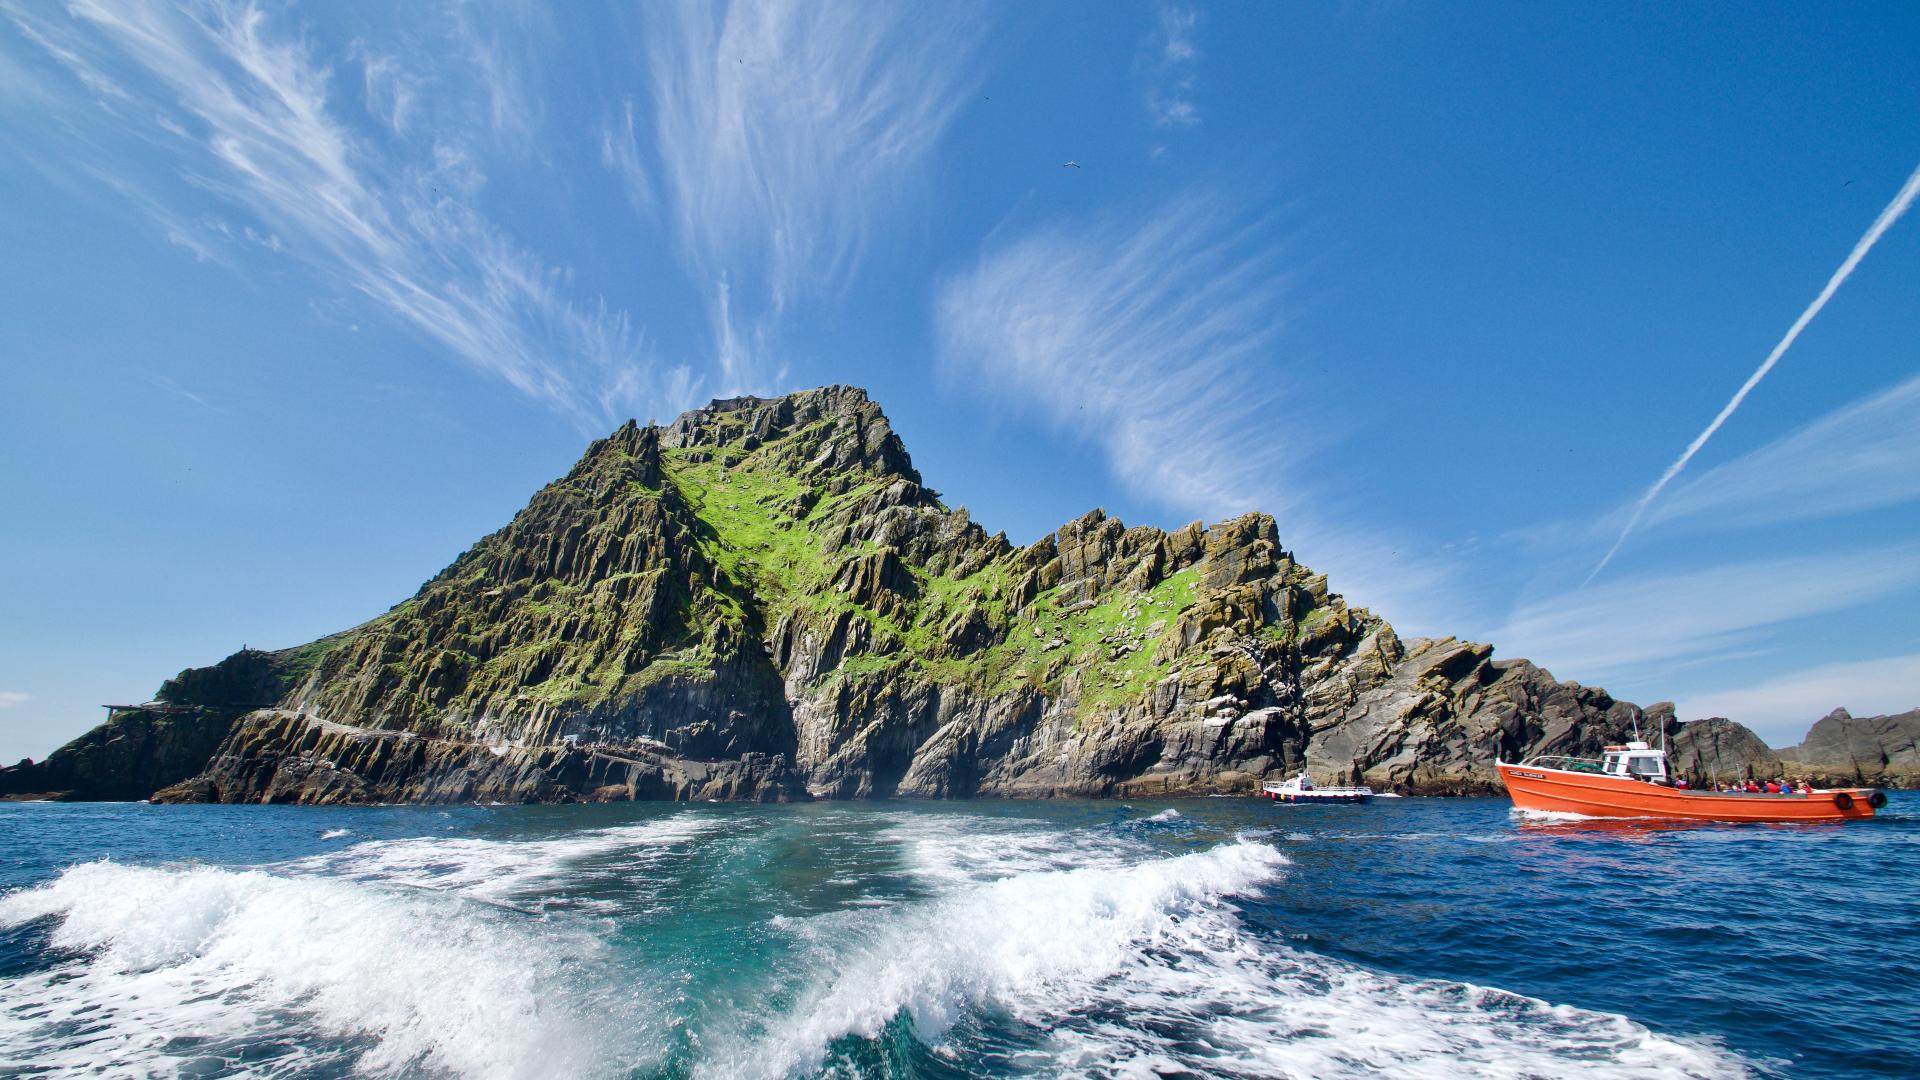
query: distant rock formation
0 386 1816 804
1657 707 1919 789
1775 707 1920 787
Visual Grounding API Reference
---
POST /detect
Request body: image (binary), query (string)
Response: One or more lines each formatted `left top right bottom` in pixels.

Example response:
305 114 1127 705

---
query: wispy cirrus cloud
1494 546 1920 682
938 192 1291 517
935 190 1457 627
0 692 28 710
4 0 677 426
1646 372 1920 533
632 0 987 392
1678 654 1920 746
1144 6 1201 132
1513 371 1920 556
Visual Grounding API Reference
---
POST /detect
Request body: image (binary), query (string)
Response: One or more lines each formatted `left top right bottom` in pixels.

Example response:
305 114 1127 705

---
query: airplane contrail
1586 161 1920 584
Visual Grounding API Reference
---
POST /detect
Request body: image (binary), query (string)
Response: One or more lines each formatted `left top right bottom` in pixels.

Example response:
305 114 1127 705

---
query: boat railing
1519 754 1605 774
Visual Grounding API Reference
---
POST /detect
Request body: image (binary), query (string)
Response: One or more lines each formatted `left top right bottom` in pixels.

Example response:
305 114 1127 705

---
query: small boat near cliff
1497 741 1884 823
1263 773 1373 803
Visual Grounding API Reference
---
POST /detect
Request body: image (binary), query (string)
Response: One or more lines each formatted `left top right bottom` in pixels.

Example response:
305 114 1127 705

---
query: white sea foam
1515 807 1609 823
288 812 719 906
884 814 1143 888
319 827 352 840
712 825 1750 1080
707 838 1287 1078
1144 808 1182 822
0 861 652 1079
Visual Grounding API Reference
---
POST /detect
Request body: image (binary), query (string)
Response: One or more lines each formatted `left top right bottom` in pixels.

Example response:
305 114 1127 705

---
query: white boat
1262 772 1373 803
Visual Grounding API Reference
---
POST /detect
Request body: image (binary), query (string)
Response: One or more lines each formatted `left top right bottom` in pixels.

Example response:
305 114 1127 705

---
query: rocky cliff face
7 386 1698 804
1667 718 1780 784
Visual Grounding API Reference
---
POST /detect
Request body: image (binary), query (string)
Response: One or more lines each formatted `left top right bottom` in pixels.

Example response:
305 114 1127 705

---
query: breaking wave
712 823 1749 1079
0 807 1758 1078
0 861 649 1079
0 815 726 1077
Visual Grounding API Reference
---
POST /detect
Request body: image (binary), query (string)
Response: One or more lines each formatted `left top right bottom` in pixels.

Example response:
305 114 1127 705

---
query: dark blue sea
2 794 1915 1078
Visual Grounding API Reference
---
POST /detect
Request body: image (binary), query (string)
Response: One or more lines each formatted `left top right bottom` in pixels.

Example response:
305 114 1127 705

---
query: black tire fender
1868 790 1888 809
1832 792 1855 811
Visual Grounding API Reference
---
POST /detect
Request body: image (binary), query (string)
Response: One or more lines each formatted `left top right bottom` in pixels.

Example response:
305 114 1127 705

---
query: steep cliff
7 386 1683 804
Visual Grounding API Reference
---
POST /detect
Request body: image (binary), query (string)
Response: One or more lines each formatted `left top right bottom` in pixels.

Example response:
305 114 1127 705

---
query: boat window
1630 756 1664 776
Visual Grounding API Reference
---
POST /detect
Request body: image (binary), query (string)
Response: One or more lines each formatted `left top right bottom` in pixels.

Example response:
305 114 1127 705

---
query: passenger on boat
1675 777 1690 789
1797 780 1813 794
1745 780 1761 793
1764 780 1781 794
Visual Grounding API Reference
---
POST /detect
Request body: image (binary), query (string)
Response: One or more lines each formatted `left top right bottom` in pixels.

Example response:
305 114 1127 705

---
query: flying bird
1061 160 1080 168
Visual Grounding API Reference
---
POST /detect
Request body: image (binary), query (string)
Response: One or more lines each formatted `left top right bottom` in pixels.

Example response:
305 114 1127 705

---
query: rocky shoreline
4 387 1912 804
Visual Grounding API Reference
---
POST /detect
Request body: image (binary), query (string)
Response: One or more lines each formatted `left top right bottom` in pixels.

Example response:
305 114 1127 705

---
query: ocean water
2 795 1914 1079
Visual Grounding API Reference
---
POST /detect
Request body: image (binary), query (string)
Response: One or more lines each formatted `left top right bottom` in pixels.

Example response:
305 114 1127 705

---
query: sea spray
287 812 721 910
707 839 1289 1078
0 798 1852 1077
0 862 655 1079
707 824 1749 1080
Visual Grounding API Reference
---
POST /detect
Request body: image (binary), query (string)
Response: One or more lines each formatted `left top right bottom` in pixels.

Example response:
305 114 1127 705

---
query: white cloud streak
0 692 29 710
1588 161 1920 581
1144 6 1199 130
938 193 1291 518
1678 654 1920 747
1498 546 1920 681
935 191 1459 628
1647 372 1920 532
6 0 670 426
638 0 985 392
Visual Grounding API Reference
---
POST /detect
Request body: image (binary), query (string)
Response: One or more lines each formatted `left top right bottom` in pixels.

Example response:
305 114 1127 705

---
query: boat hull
1265 791 1371 803
1496 762 1879 822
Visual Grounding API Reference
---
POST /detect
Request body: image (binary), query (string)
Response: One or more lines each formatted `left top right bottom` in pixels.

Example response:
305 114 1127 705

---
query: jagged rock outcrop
5 386 1699 804
1776 708 1920 787
1667 717 1780 784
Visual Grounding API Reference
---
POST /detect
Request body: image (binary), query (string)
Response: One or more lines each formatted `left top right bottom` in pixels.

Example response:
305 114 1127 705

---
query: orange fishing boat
1497 741 1884 823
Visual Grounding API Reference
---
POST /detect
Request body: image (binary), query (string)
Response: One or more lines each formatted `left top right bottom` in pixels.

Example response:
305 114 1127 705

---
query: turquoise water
2 795 1914 1078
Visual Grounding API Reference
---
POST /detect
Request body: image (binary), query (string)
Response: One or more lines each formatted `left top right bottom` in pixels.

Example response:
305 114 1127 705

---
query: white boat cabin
1261 772 1374 801
1601 741 1668 782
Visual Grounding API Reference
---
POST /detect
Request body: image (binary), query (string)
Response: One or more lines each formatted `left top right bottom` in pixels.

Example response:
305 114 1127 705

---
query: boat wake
0 815 727 1077
285 813 718 912
707 818 1751 1080
0 861 650 1079
0 809 1756 1079
1514 807 1607 822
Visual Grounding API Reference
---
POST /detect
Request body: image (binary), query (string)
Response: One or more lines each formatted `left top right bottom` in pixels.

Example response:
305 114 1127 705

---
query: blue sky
2 1 1916 760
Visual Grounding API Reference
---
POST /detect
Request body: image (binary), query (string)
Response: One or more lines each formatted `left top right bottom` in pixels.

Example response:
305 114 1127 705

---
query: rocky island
2 387 1909 803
